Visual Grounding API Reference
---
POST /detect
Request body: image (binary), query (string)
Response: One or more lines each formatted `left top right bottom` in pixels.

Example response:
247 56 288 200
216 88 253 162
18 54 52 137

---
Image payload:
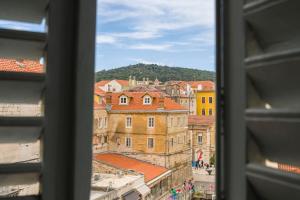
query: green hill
95 63 215 82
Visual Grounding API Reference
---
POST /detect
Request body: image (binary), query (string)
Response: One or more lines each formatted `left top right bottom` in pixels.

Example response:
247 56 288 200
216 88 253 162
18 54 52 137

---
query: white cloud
98 0 215 32
129 58 167 65
96 35 117 44
129 44 172 51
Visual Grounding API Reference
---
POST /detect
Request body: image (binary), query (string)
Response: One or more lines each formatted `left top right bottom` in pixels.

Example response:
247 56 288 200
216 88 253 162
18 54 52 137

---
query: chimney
105 92 112 105
158 94 165 110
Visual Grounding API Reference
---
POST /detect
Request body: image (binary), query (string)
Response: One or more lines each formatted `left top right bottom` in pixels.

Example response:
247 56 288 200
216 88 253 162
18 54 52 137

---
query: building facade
101 91 192 196
189 81 215 117
188 115 215 164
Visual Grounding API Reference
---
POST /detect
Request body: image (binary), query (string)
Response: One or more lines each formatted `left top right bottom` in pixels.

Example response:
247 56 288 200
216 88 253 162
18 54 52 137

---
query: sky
0 0 215 72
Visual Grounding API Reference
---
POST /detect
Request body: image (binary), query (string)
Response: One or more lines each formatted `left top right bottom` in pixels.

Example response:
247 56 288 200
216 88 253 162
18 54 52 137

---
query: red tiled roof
95 80 110 87
188 81 215 90
188 115 215 126
95 80 129 88
109 92 187 111
94 88 106 96
94 153 169 182
115 80 129 86
0 58 43 73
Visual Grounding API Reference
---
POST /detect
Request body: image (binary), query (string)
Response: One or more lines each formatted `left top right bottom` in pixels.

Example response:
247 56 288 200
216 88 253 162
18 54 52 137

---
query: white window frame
143 95 152 105
148 116 155 128
147 137 154 149
119 95 128 105
126 116 132 128
125 137 132 147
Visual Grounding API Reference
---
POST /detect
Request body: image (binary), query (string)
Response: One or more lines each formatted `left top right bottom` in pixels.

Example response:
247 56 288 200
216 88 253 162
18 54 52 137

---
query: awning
134 184 150 196
123 190 141 200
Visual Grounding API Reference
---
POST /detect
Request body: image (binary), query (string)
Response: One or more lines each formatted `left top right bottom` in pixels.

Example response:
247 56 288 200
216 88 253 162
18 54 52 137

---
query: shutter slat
246 109 300 166
247 163 300 200
0 196 39 200
0 0 47 23
0 163 41 174
0 29 46 60
0 74 45 106
246 49 300 108
244 1 300 52
0 117 43 127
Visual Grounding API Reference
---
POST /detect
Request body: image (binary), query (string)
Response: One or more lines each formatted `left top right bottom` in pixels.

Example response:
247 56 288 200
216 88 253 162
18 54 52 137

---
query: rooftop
188 81 215 91
108 92 187 112
94 153 169 183
188 115 215 126
0 58 43 73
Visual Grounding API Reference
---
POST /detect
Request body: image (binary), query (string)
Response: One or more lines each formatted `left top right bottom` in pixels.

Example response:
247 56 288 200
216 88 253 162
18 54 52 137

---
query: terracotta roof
108 92 187 111
94 153 169 182
188 81 215 90
94 88 106 96
115 80 129 86
188 115 215 126
95 80 110 87
0 58 43 73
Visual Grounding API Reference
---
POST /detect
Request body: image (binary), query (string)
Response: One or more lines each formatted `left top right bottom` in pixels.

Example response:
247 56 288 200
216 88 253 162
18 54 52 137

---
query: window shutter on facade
218 0 300 200
0 1 96 200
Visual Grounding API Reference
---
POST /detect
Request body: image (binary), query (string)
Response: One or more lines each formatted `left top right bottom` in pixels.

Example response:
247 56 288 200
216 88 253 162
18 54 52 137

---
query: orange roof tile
0 58 43 73
94 88 106 96
188 81 215 90
95 80 110 88
115 80 129 86
94 100 105 110
188 115 215 126
108 92 187 111
94 153 169 182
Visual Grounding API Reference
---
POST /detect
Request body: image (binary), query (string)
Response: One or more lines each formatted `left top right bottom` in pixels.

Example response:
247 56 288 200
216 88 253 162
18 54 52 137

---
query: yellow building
104 91 192 189
189 81 215 116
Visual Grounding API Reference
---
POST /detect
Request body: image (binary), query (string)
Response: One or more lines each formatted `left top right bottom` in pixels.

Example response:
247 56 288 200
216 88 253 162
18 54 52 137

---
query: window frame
148 116 155 128
143 95 152 105
125 116 132 128
147 137 154 149
202 96 206 103
125 137 132 148
119 95 128 105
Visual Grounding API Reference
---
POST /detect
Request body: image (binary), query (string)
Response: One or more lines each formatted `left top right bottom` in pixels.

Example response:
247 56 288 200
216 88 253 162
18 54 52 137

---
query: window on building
201 96 205 103
126 116 132 128
104 136 108 144
119 95 128 104
104 117 107 128
147 138 154 149
143 96 152 105
170 117 173 127
125 137 132 147
177 117 181 127
198 134 203 144
209 109 213 116
98 118 102 128
170 138 174 147
209 96 213 103
202 109 206 116
148 117 155 128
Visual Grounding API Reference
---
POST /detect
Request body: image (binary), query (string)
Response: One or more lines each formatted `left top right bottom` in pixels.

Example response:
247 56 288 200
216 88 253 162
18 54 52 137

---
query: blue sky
0 0 215 72
96 0 215 71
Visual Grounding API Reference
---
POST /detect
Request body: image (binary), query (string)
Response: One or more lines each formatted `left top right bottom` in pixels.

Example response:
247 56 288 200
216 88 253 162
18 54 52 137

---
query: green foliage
95 63 215 82
210 154 216 166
